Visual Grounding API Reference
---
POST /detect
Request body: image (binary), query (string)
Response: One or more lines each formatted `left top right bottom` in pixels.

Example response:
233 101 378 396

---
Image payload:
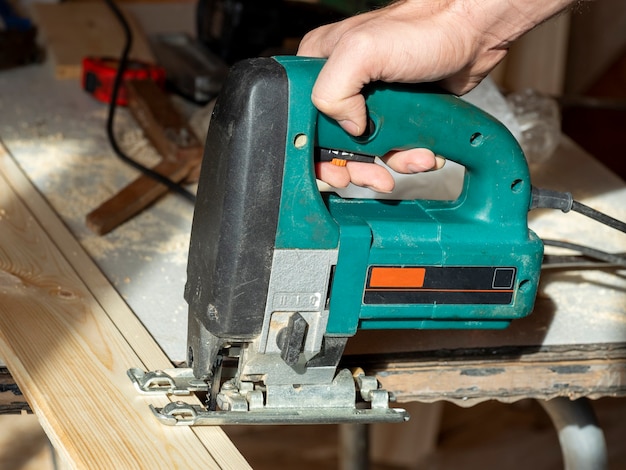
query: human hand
298 0 573 192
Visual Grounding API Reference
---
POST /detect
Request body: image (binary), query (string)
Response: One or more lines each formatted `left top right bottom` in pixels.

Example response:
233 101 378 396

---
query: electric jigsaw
129 56 544 425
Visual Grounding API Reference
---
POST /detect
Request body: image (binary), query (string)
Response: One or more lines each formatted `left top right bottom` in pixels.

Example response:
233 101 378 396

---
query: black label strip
363 266 516 305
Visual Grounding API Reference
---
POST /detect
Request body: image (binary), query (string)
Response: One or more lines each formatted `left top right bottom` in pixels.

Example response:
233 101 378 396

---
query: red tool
81 57 166 106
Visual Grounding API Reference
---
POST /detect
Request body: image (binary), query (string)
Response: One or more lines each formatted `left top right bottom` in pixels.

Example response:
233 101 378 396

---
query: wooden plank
127 79 204 171
85 158 193 235
0 142 251 469
31 2 155 79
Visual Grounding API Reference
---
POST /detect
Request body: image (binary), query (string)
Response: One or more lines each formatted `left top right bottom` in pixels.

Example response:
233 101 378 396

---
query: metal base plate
152 401 409 426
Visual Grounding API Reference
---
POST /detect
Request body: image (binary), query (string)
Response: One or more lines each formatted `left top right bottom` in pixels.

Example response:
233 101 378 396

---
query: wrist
458 0 574 48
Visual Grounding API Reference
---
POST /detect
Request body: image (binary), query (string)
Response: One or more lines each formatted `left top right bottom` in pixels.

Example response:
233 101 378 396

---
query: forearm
297 0 580 139
297 0 581 190
462 0 578 48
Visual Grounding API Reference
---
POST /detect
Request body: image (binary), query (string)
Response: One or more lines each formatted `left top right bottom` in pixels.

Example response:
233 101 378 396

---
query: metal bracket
127 367 208 396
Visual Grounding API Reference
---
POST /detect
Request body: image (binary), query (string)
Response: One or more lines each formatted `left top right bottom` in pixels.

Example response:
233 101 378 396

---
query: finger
298 26 368 134
346 161 395 193
381 148 446 174
439 72 486 96
306 22 386 136
315 161 351 189
310 45 373 135
297 11 375 58
311 87 367 136
297 24 338 58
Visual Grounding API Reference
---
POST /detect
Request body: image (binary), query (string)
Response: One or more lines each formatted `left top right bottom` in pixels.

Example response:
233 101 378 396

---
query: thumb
310 65 369 136
312 92 367 136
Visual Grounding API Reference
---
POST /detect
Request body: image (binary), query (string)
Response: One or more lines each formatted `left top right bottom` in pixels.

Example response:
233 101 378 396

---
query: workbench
1 60 626 468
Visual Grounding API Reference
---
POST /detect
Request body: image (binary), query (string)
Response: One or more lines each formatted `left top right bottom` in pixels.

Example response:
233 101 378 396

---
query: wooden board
0 141 251 469
32 2 155 79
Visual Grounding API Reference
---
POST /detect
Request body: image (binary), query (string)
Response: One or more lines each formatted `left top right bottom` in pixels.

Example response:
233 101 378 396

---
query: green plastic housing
273 56 543 335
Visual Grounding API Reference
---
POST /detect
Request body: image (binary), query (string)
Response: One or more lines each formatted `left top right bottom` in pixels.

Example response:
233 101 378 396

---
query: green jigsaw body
274 56 543 335
131 56 546 426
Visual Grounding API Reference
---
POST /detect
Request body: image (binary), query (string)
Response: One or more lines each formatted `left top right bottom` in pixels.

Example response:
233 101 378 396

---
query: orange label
369 267 426 288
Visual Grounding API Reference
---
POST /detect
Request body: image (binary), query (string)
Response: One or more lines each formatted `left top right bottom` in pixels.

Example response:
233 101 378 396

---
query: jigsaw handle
275 56 532 248
317 83 530 221
315 82 527 179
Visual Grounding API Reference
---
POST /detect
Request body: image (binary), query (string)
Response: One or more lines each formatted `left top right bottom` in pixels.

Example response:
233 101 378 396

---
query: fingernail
338 119 361 136
407 156 446 173
434 156 446 169
366 185 393 194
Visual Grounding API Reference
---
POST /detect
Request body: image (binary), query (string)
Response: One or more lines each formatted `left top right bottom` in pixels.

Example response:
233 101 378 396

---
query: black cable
530 186 626 268
103 0 196 204
531 186 626 235
571 200 626 234
542 239 626 268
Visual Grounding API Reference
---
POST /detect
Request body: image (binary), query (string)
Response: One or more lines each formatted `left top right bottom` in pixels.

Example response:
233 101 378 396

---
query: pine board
0 141 251 469
32 2 155 79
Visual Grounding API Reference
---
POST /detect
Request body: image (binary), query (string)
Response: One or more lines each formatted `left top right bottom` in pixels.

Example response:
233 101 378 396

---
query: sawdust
6 105 194 270
0 64 198 360
81 211 191 265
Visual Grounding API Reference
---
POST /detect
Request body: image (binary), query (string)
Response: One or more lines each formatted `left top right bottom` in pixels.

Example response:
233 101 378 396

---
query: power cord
531 186 626 268
103 0 196 204
542 239 626 268
531 187 626 233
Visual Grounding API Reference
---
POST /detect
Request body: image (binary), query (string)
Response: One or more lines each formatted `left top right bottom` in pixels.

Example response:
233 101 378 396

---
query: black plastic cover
184 57 288 340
